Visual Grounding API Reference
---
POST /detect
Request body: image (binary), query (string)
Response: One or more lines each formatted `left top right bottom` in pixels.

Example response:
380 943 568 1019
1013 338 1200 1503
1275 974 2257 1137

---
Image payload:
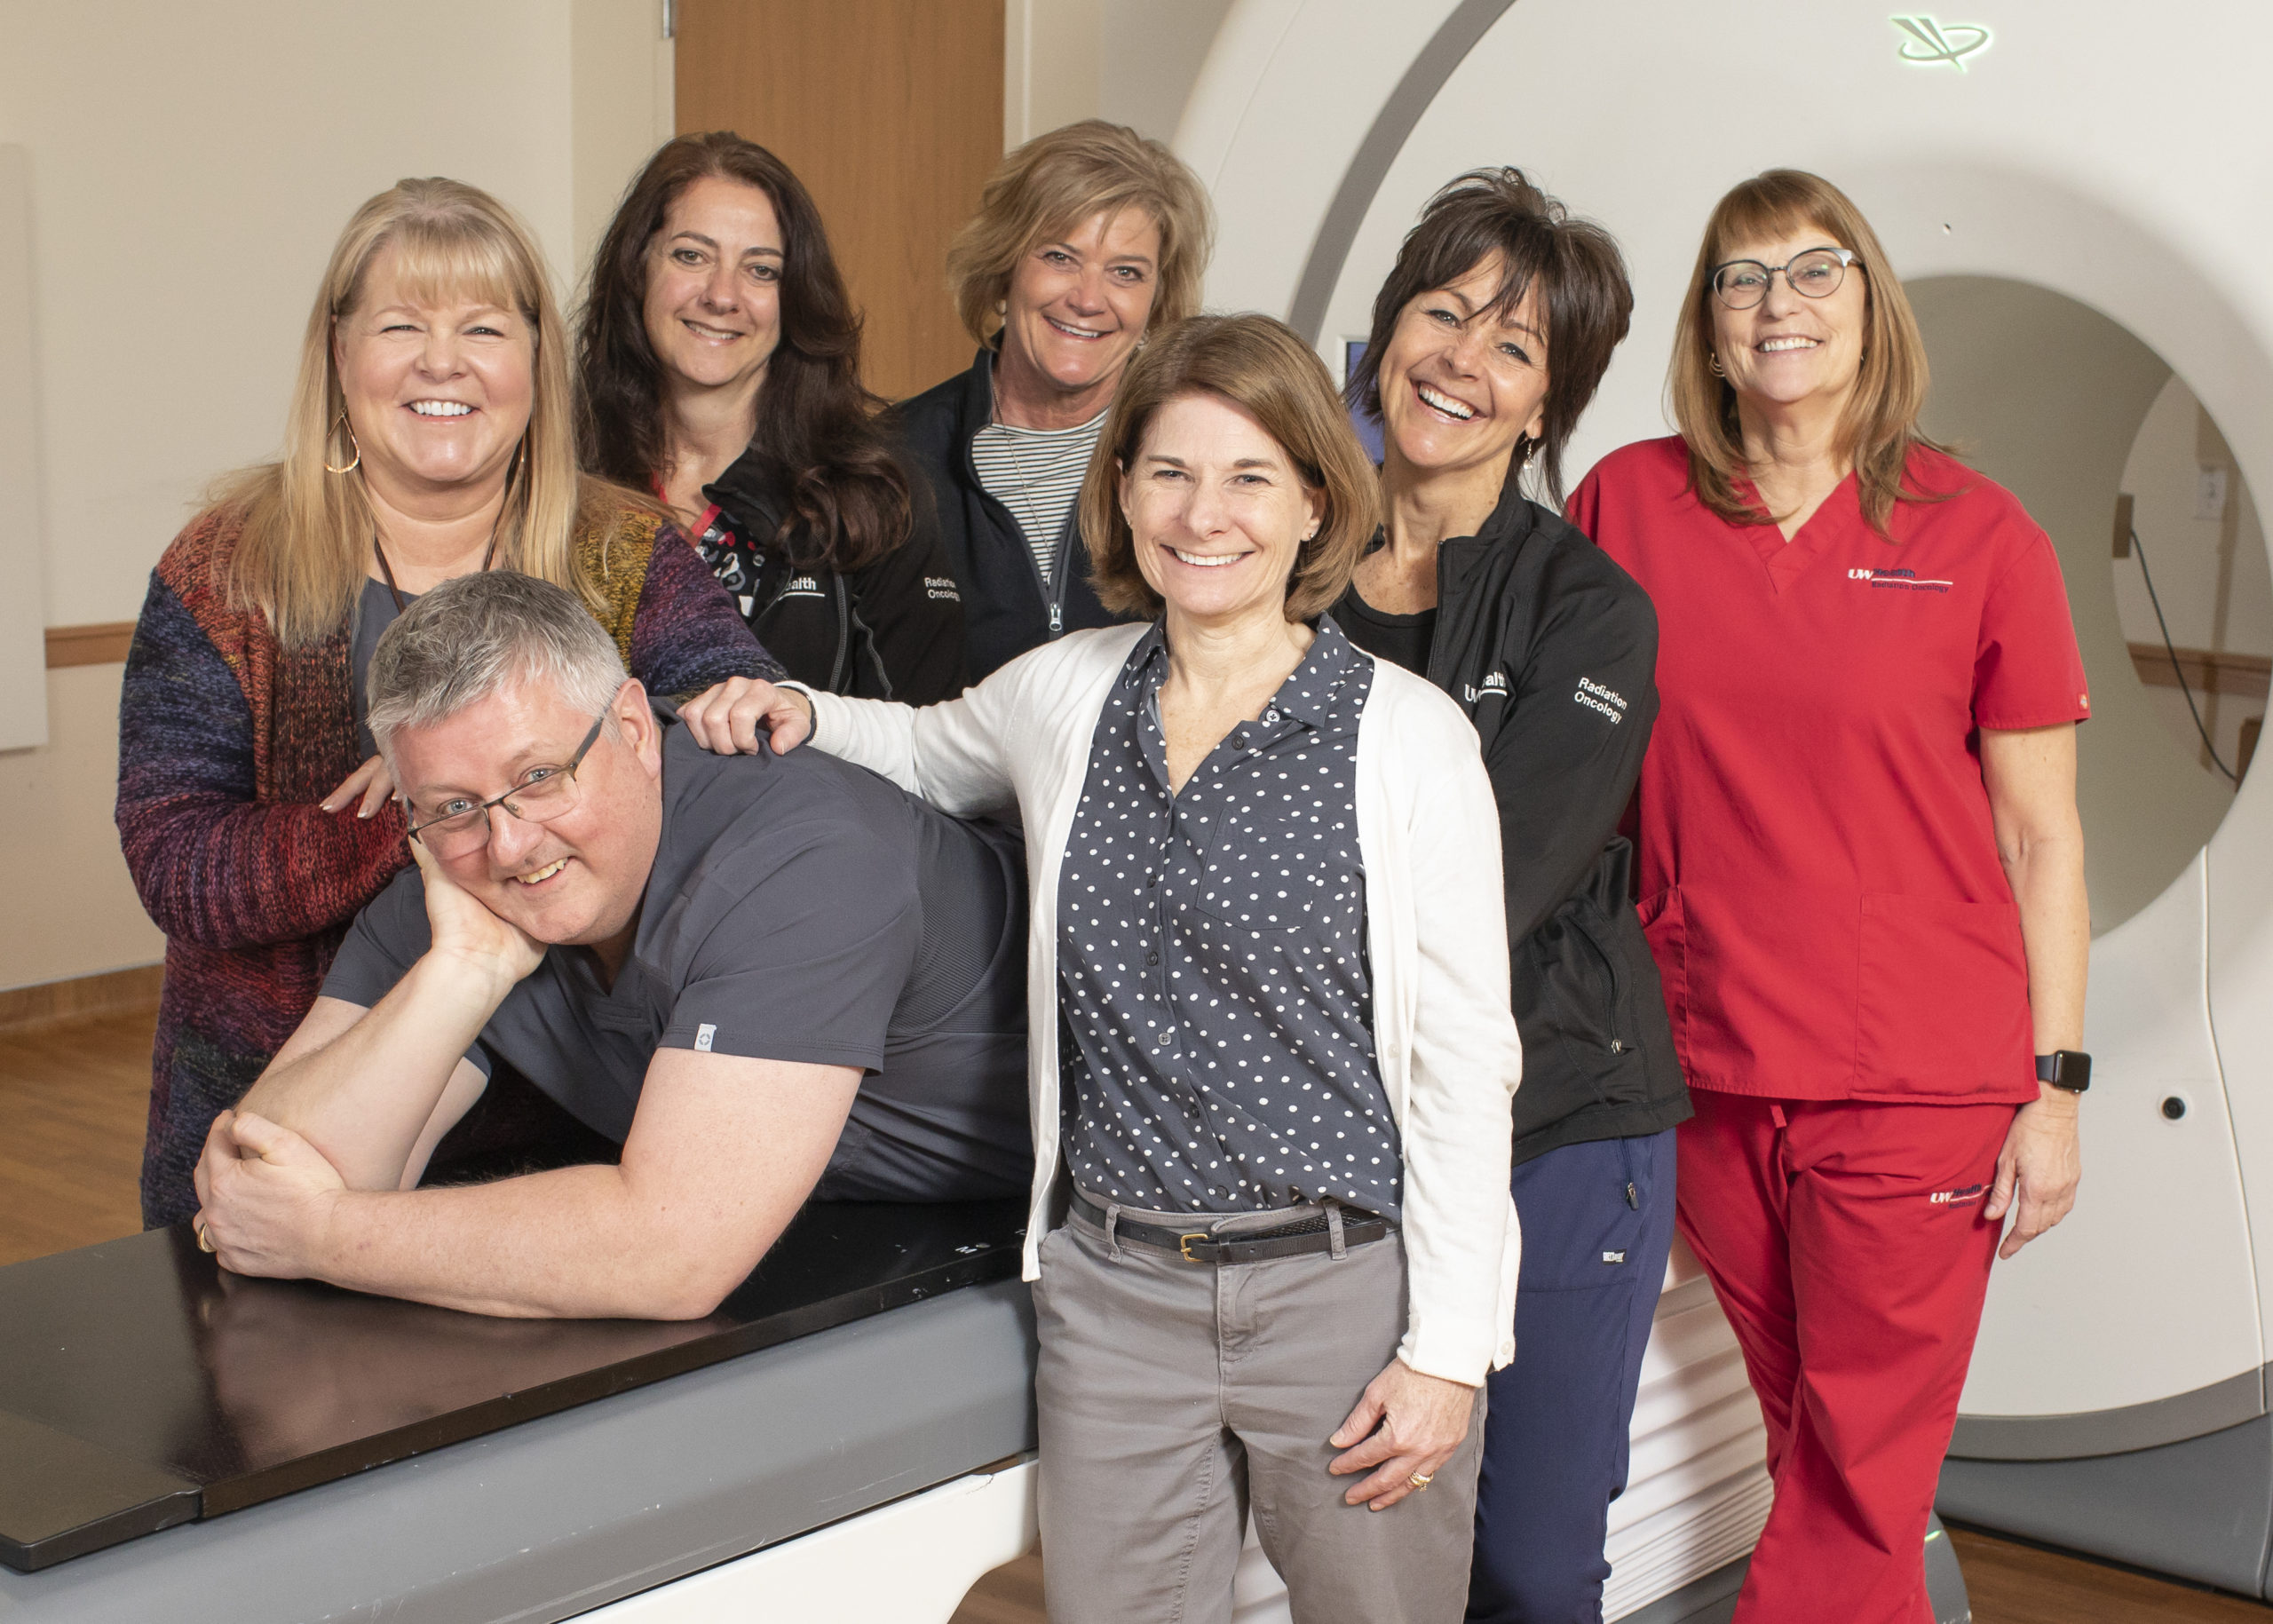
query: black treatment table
0 1200 1035 1620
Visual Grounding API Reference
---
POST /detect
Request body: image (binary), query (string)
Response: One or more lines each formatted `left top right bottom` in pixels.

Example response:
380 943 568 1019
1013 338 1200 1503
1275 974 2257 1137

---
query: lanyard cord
372 515 503 614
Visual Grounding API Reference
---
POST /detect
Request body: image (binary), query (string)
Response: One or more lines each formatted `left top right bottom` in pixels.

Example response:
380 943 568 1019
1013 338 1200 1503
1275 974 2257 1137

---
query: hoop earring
323 411 360 475
1707 353 1725 378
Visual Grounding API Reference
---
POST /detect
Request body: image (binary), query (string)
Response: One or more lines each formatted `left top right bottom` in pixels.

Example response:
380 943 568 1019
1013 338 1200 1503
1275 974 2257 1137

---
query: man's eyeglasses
405 710 610 859
1709 247 1858 311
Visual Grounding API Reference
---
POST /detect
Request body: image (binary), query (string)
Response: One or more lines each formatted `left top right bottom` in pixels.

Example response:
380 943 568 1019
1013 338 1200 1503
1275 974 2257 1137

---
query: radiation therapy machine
1177 0 2273 1612
9 3 2273 1619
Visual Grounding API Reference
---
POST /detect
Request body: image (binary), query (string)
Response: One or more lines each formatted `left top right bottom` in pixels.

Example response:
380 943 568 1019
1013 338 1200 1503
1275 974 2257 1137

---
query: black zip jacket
1336 485 1689 1164
700 447 964 704
892 347 1123 685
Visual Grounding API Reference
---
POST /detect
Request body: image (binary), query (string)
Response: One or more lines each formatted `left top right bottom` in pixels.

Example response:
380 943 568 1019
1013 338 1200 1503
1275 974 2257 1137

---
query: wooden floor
0 1004 153 1266
950 1538 2273 1624
3 1002 2265 1624
1948 1527 2273 1624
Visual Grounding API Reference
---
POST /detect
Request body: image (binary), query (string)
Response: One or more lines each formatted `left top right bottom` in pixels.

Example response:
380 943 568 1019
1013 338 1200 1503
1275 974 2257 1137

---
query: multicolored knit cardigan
117 503 781 1227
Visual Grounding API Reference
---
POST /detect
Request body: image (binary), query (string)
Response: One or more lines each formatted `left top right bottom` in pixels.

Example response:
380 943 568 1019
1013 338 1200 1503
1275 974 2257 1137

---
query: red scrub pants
1677 1089 2016 1624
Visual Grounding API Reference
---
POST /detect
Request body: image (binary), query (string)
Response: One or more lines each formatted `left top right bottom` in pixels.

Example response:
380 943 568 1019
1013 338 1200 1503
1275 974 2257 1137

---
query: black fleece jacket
700 446 964 705
1336 484 1690 1164
892 347 1123 685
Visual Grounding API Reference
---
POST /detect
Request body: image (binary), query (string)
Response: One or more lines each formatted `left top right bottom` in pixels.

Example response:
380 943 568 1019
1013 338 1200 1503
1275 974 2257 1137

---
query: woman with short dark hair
898 119 1215 682
683 313 1524 1621
577 132 962 701
1575 168 2088 1622
1336 168 1688 1624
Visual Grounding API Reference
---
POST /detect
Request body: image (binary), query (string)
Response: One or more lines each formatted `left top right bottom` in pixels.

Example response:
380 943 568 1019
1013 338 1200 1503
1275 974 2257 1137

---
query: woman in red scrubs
1572 169 2088 1624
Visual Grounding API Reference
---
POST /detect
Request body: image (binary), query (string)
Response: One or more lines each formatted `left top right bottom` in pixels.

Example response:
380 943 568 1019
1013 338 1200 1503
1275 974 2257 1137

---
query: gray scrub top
324 713 1030 1202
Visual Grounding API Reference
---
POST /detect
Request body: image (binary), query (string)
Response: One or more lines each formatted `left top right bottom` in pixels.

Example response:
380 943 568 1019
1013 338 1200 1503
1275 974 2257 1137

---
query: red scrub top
1572 436 2088 1105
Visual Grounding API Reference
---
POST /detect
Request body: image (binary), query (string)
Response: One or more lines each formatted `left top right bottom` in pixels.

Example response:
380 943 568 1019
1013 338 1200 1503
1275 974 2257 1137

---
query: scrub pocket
1855 893 2032 1095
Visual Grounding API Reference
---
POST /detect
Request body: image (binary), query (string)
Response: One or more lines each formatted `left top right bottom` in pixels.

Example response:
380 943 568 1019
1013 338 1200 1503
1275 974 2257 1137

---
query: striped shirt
970 408 1106 587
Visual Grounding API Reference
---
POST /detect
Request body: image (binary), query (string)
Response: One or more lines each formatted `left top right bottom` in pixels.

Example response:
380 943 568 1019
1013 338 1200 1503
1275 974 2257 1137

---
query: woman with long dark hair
578 132 962 701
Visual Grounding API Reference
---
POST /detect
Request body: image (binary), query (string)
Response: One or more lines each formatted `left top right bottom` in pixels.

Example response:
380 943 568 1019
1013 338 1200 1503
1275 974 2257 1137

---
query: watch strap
2035 1050 2091 1093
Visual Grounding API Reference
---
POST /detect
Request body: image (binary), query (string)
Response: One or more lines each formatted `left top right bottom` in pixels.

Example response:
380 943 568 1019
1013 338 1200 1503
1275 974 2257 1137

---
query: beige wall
1007 0 1232 145
0 0 671 993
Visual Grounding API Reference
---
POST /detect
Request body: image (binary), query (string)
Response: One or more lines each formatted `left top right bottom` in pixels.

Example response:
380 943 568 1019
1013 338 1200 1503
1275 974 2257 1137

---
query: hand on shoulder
679 676 813 756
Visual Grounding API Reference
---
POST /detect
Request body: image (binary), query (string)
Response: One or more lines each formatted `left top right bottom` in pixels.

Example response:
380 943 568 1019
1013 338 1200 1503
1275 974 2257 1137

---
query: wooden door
675 0 1004 402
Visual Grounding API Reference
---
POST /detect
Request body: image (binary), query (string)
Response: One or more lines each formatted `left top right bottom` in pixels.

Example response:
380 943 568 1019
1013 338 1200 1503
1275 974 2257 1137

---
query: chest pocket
1192 810 1365 937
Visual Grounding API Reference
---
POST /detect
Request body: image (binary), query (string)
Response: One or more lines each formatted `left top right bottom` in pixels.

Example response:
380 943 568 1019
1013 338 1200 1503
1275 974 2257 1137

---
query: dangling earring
1707 353 1725 378
323 411 360 475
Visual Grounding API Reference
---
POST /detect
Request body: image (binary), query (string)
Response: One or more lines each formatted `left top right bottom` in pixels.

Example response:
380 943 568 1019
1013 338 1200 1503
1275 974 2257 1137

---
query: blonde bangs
355 215 532 327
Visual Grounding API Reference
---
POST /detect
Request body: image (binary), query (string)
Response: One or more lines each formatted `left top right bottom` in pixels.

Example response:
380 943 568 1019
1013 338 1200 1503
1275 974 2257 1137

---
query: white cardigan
796 623 1524 1383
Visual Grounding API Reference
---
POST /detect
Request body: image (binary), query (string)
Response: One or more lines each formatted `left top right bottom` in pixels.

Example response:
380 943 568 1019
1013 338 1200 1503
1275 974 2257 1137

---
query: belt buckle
1178 1232 1211 1264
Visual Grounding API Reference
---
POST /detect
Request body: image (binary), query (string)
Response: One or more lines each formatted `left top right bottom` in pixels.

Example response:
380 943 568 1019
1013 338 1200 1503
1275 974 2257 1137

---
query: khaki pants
1031 1193 1487 1624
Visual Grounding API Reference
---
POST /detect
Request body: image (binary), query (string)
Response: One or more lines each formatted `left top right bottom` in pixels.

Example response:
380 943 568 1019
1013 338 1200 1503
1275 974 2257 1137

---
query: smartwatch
2035 1050 2091 1093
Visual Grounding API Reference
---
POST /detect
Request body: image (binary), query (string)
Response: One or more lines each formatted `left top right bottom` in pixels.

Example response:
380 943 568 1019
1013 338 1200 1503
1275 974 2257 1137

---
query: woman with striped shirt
895 120 1215 684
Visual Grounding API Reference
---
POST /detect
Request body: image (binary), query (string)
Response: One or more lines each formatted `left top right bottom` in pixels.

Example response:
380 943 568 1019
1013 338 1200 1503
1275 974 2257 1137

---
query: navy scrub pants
1468 1128 1680 1624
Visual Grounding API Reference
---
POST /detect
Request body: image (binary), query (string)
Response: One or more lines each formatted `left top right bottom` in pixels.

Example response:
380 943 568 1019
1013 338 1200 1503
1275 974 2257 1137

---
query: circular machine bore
1907 275 2255 935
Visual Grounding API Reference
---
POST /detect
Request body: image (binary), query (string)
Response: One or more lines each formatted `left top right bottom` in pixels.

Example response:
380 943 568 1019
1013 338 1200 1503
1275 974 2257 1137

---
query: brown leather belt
1068 1190 1396 1266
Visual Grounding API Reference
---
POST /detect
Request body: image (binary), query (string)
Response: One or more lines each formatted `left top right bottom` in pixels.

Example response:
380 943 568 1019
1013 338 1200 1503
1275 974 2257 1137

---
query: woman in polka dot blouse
680 313 1523 1623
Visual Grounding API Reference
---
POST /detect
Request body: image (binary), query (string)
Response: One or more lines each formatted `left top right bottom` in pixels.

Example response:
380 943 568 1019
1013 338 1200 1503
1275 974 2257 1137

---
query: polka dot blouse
1056 617 1403 1218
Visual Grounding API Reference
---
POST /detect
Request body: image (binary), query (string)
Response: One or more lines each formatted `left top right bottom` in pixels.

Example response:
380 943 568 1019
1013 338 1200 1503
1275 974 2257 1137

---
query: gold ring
195 1224 216 1254
1408 1471 1434 1490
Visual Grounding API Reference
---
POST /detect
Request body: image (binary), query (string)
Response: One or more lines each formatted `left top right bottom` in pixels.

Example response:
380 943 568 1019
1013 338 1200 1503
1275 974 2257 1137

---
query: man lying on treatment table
193 572 1028 1319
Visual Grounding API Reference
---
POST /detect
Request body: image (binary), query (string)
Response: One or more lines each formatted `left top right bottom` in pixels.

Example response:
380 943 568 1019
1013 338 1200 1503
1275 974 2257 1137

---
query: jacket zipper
1042 508 1075 638
1571 910 1627 1053
828 573 852 692
969 350 1072 642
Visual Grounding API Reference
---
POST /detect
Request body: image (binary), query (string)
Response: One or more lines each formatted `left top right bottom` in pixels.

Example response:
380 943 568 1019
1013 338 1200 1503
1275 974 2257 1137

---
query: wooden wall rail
44 621 134 668
2127 642 2272 699
0 964 162 1032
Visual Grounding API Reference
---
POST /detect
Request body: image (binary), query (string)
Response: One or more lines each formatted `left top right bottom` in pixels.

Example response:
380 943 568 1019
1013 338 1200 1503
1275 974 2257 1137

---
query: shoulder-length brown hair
212 178 608 647
1350 168 1631 509
574 132 912 572
1671 168 1951 535
946 119 1214 350
1081 315 1377 622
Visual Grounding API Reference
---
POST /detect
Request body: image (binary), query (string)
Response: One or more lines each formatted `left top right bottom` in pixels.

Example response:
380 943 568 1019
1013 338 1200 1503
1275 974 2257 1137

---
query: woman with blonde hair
684 313 1522 1621
118 177 774 1229
1572 169 2088 1622
897 118 1214 682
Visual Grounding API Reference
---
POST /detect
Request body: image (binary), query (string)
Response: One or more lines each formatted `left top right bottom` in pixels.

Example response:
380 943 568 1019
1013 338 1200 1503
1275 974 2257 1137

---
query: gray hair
366 571 626 758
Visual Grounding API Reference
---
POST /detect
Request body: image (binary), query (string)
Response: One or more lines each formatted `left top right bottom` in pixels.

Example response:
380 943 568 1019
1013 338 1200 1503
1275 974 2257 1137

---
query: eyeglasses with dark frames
405 709 611 859
1709 247 1859 310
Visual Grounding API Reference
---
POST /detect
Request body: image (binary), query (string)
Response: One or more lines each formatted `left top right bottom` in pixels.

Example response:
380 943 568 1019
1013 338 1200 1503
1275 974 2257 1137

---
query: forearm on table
311 1162 758 1319
243 957 510 1189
